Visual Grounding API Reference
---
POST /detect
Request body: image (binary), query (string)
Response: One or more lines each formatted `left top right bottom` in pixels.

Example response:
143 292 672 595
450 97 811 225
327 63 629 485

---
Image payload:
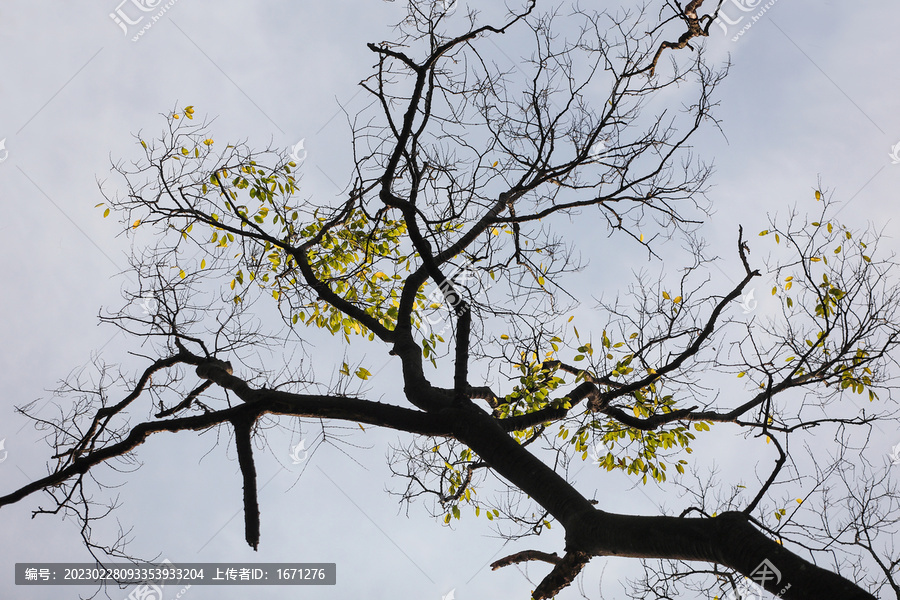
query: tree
3 1 898 598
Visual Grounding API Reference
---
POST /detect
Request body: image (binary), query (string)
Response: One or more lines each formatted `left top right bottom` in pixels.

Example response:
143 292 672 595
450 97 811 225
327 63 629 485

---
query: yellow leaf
673 296 682 304
200 259 206 269
639 233 644 242
662 291 670 300
179 269 186 279
815 190 822 200
492 161 498 167
132 219 141 229
103 208 110 218
796 498 803 504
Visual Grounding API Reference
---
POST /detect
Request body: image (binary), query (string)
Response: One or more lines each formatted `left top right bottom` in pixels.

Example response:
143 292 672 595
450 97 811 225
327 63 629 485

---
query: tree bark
446 401 874 600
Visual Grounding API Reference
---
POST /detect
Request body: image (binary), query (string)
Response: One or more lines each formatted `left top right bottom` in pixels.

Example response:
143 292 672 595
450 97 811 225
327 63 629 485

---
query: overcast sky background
1 1 899 599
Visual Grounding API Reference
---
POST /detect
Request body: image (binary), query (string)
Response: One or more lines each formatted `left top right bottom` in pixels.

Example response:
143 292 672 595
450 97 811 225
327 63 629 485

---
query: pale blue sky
1 2 899 599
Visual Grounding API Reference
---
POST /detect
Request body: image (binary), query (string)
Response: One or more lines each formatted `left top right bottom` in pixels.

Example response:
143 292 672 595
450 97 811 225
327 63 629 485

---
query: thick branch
2 390 450 509
233 417 260 550
491 549 560 570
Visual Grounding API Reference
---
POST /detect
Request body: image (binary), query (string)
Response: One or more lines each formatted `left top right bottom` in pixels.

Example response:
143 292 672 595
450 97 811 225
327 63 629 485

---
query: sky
1 1 899 599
